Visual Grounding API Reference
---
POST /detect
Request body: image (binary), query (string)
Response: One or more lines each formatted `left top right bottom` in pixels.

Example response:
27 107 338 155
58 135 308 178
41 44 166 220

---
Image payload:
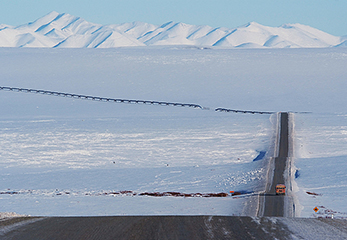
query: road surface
262 112 289 217
0 215 292 240
2 215 347 240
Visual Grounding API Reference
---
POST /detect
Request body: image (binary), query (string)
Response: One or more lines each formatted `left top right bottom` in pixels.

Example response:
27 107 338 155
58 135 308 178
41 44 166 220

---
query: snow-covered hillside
0 11 344 48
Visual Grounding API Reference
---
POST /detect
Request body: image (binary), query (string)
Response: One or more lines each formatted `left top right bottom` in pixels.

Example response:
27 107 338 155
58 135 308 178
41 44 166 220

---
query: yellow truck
276 184 286 195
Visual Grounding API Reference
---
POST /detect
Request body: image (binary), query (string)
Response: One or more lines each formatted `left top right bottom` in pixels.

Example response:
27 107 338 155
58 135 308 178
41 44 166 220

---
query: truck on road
276 184 286 195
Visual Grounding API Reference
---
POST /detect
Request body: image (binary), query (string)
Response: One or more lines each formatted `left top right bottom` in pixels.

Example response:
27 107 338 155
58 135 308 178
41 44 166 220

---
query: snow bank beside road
0 212 27 219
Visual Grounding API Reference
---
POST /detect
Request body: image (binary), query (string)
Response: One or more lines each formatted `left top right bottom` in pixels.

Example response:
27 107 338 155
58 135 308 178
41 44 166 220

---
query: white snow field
0 47 347 217
294 113 347 219
0 11 345 48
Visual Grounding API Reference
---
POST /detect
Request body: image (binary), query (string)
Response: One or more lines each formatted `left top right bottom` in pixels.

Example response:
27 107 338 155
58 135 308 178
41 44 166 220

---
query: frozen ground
0 47 347 217
294 113 347 219
0 112 271 216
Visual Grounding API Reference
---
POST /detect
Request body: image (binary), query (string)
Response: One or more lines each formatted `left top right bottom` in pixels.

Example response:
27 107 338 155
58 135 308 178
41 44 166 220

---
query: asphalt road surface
0 216 294 240
263 112 289 217
2 216 347 240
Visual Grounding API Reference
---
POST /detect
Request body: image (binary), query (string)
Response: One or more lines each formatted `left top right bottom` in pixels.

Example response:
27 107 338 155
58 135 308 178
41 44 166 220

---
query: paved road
1 216 294 240
3 216 347 240
263 112 289 217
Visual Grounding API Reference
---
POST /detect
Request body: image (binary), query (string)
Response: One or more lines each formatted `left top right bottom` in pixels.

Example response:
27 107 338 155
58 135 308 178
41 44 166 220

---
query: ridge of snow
281 23 341 46
0 24 13 30
0 12 345 48
335 40 347 48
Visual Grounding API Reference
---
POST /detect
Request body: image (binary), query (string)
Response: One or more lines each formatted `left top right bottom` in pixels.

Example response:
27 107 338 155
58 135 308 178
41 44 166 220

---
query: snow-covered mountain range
0 11 346 48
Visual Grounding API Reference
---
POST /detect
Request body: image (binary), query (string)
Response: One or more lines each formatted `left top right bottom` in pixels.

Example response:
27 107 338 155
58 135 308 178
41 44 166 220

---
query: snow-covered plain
0 47 346 217
294 113 347 218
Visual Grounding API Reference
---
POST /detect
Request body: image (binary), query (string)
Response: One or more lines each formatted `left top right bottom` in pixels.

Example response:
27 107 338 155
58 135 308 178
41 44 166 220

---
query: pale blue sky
0 0 346 36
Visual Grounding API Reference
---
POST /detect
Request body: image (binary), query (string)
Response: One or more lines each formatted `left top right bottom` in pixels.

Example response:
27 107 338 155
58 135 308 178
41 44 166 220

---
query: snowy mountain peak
24 11 60 29
0 12 344 48
242 21 263 28
0 23 13 28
